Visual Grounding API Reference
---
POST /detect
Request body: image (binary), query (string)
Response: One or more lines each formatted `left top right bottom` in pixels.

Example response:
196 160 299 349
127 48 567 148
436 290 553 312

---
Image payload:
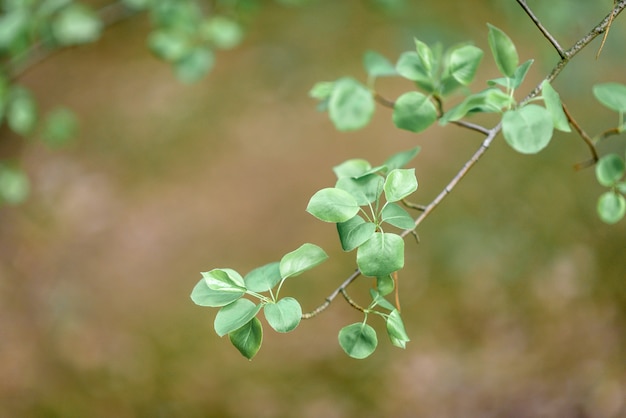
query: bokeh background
1 1 626 416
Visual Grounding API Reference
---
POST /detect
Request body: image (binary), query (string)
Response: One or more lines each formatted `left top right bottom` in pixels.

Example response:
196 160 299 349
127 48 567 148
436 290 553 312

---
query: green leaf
502 104 553 154
0 164 29 204
7 87 37 135
487 23 518 78
383 146 421 171
446 44 483 86
200 16 243 50
392 92 437 133
381 203 414 229
214 298 262 337
384 168 418 202
414 38 435 75
279 243 328 279
333 158 372 178
203 268 246 291
306 187 360 223
597 191 626 224
596 154 625 187
174 47 215 83
395 51 435 93
0 9 28 49
357 232 404 277
229 317 263 360
264 297 302 333
511 59 534 89
439 88 513 125
617 182 626 195
309 81 335 101
328 77 375 131
375 276 394 297
52 4 102 45
338 323 378 359
336 215 376 252
244 262 281 292
593 83 626 113
148 30 190 62
41 107 78 147
190 277 243 307
336 173 384 205
363 50 397 78
386 309 410 349
541 80 571 132
369 288 396 310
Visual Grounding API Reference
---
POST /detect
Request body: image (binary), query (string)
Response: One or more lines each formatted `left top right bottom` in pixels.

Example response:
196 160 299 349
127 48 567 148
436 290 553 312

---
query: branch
302 2 626 319
561 103 599 170
515 0 566 58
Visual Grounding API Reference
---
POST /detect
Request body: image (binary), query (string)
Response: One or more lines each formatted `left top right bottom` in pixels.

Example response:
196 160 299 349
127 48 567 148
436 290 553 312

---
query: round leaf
229 317 263 360
395 51 434 93
214 299 262 337
357 232 405 277
203 269 245 292
392 92 437 133
447 44 483 86
333 159 372 178
279 243 328 279
487 23 518 77
306 187 360 223
376 276 395 297
244 262 281 292
201 16 243 50
597 192 626 224
596 154 625 187
328 77 375 131
336 216 376 252
593 83 626 113
502 105 554 154
338 323 378 359
52 4 102 45
264 297 302 333
381 203 415 229
190 277 243 308
383 168 418 202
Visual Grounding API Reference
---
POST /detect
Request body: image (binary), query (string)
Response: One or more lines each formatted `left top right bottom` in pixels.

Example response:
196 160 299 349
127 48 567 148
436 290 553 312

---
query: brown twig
561 103 599 170
516 0 566 58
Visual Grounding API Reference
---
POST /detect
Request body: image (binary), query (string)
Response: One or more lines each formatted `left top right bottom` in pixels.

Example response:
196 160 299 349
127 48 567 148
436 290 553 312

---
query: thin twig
374 92 395 109
340 288 367 312
516 0 566 58
302 269 361 318
561 103 599 170
401 199 427 211
597 0 618 59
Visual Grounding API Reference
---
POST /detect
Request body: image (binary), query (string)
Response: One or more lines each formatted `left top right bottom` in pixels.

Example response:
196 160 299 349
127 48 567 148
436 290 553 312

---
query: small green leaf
541 80 571 132
190 276 243 308
214 299 262 337
52 4 102 45
414 38 435 74
7 87 37 135
309 81 335 101
487 23 518 77
596 154 625 187
376 276 394 297
392 92 437 133
229 317 263 360
363 50 397 78
357 232 404 277
384 168 418 202
203 269 246 292
279 243 328 279
264 297 302 333
439 88 513 125
511 59 534 89
593 83 626 113
174 47 215 83
502 104 553 154
336 216 376 252
0 164 29 204
328 77 375 131
306 187 360 223
244 262 281 292
386 309 410 349
381 203 414 229
617 182 626 195
383 146 421 171
446 44 483 86
395 51 435 93
338 323 378 359
597 191 626 224
333 158 372 178
200 16 243 50
148 30 189 62
0 9 28 49
369 288 396 310
336 173 384 205
41 107 78 147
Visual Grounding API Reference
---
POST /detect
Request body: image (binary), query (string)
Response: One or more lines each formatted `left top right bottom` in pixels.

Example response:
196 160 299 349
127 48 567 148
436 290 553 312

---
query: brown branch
561 103 599 170
374 92 395 109
302 1 626 319
516 0 566 58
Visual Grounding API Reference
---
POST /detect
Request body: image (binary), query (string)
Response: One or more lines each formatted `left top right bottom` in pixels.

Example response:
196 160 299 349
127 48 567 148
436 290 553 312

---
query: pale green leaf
357 232 404 277
446 44 483 86
336 173 384 205
593 83 626 113
386 309 410 348
332 158 372 178
264 297 302 333
541 80 571 132
328 77 375 131
279 243 328 279
502 104 553 154
338 323 378 359
52 4 102 45
392 92 437 133
381 203 414 229
596 154 625 187
383 168 418 202
336 216 376 252
383 146 421 171
229 317 263 360
487 23 518 77
597 191 626 224
190 277 243 307
214 299 262 337
244 262 281 292
395 51 434 93
306 187 360 223
363 50 397 78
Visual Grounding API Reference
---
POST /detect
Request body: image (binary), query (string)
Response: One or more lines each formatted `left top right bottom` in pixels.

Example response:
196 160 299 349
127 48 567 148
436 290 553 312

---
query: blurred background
1 0 625 416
